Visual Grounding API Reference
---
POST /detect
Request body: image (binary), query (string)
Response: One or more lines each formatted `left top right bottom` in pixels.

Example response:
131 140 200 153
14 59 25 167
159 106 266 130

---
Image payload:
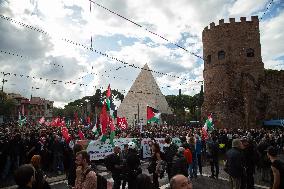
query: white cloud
261 11 284 62
0 0 283 108
229 0 268 17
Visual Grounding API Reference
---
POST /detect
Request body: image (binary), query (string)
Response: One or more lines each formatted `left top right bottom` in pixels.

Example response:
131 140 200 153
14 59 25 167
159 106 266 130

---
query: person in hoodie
171 147 188 177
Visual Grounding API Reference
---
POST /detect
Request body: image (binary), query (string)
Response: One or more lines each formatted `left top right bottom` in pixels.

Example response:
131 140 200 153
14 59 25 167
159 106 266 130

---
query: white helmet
128 142 136 149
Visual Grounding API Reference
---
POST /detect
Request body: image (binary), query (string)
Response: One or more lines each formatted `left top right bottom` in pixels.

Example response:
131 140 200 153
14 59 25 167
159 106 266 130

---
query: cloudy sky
0 0 283 107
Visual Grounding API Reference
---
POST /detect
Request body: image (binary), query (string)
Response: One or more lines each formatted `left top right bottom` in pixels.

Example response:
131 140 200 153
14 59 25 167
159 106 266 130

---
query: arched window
207 55 211 64
218 50 225 60
246 48 254 57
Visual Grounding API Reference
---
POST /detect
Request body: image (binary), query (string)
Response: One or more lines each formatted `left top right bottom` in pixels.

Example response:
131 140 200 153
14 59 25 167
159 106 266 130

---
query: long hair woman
150 143 162 189
30 155 50 189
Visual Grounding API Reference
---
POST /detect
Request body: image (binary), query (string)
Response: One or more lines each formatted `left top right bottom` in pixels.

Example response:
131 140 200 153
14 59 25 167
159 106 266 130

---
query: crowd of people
1 120 284 189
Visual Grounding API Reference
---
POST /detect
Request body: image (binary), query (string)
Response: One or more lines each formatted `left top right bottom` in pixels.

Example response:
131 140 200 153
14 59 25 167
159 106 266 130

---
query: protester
14 164 35 189
135 173 154 189
195 134 203 176
267 146 284 189
104 146 122 189
1 120 284 189
120 144 129 189
171 147 188 178
74 150 97 189
188 136 197 178
169 174 192 189
67 144 83 188
241 137 258 189
225 139 245 189
163 136 178 181
149 142 162 189
125 142 141 189
30 155 50 189
206 134 219 179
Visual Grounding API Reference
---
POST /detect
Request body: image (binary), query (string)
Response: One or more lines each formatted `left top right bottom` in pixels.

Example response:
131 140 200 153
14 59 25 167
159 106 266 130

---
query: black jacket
225 147 245 178
171 153 188 177
126 149 140 170
104 153 122 176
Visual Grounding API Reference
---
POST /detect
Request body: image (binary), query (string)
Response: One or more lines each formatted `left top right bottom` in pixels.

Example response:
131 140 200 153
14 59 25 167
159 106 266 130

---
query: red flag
60 118 66 127
117 117 128 130
78 130 85 140
106 84 111 98
201 127 209 140
51 118 57 127
54 117 61 127
39 116 45 124
61 127 71 143
100 102 108 135
45 121 51 126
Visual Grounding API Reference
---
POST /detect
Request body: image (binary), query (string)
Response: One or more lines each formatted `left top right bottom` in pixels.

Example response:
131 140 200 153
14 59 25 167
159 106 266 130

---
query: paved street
47 160 270 189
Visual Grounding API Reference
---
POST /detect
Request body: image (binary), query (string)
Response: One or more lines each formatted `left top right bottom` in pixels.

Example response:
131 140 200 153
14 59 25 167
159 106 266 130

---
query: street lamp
85 99 90 116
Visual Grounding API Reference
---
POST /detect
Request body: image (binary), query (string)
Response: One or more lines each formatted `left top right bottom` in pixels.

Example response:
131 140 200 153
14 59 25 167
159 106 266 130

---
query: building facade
7 93 54 120
202 16 284 129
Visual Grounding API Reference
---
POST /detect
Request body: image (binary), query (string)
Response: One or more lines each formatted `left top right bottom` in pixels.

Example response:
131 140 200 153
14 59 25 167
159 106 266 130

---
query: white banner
86 138 135 160
141 138 182 158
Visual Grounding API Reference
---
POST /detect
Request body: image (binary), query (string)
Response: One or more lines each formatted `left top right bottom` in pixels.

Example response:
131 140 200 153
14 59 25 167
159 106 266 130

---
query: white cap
128 142 136 149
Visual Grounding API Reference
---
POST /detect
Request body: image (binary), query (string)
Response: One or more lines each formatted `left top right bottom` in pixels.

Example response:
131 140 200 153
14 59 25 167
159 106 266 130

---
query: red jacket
184 148 192 164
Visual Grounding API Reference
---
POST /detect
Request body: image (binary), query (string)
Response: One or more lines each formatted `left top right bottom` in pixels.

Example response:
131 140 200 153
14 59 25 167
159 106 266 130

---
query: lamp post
85 99 90 117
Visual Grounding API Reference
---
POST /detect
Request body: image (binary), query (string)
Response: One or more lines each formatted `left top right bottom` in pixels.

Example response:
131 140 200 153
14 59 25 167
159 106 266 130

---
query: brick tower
202 16 265 129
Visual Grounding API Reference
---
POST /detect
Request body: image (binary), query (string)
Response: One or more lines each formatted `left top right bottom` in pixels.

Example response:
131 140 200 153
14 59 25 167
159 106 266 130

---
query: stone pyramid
117 64 172 125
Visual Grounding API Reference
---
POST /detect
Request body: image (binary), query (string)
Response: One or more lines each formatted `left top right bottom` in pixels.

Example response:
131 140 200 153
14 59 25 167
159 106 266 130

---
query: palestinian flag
106 84 111 111
147 106 161 123
18 112 26 127
202 113 214 138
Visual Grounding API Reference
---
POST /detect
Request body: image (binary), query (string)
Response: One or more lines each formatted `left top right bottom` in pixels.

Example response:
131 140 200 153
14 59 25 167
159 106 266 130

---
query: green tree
0 92 16 117
165 88 204 125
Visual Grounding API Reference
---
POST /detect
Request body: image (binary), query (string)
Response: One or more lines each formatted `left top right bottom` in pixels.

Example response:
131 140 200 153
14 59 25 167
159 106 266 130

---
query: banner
141 138 182 158
86 138 135 160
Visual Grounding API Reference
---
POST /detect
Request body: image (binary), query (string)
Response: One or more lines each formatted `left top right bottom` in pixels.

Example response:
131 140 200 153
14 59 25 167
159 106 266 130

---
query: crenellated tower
202 16 265 129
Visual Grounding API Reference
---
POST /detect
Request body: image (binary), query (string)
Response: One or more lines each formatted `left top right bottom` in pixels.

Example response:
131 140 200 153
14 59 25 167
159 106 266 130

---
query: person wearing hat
267 146 284 189
225 139 245 189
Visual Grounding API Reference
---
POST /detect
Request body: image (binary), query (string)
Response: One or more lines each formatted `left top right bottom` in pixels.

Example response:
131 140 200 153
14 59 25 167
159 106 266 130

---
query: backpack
83 167 107 189
184 148 192 164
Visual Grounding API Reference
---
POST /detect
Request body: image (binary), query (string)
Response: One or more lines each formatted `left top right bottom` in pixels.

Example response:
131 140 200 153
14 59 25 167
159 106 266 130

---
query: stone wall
202 16 268 129
263 70 284 120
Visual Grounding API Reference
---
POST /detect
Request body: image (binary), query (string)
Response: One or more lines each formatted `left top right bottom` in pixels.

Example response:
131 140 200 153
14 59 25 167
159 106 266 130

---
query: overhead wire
0 14 201 83
88 0 203 60
260 0 274 20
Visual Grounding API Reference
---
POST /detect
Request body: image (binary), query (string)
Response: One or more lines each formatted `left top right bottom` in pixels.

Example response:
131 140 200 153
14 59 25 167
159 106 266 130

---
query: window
218 51 225 60
207 55 211 64
246 48 254 57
